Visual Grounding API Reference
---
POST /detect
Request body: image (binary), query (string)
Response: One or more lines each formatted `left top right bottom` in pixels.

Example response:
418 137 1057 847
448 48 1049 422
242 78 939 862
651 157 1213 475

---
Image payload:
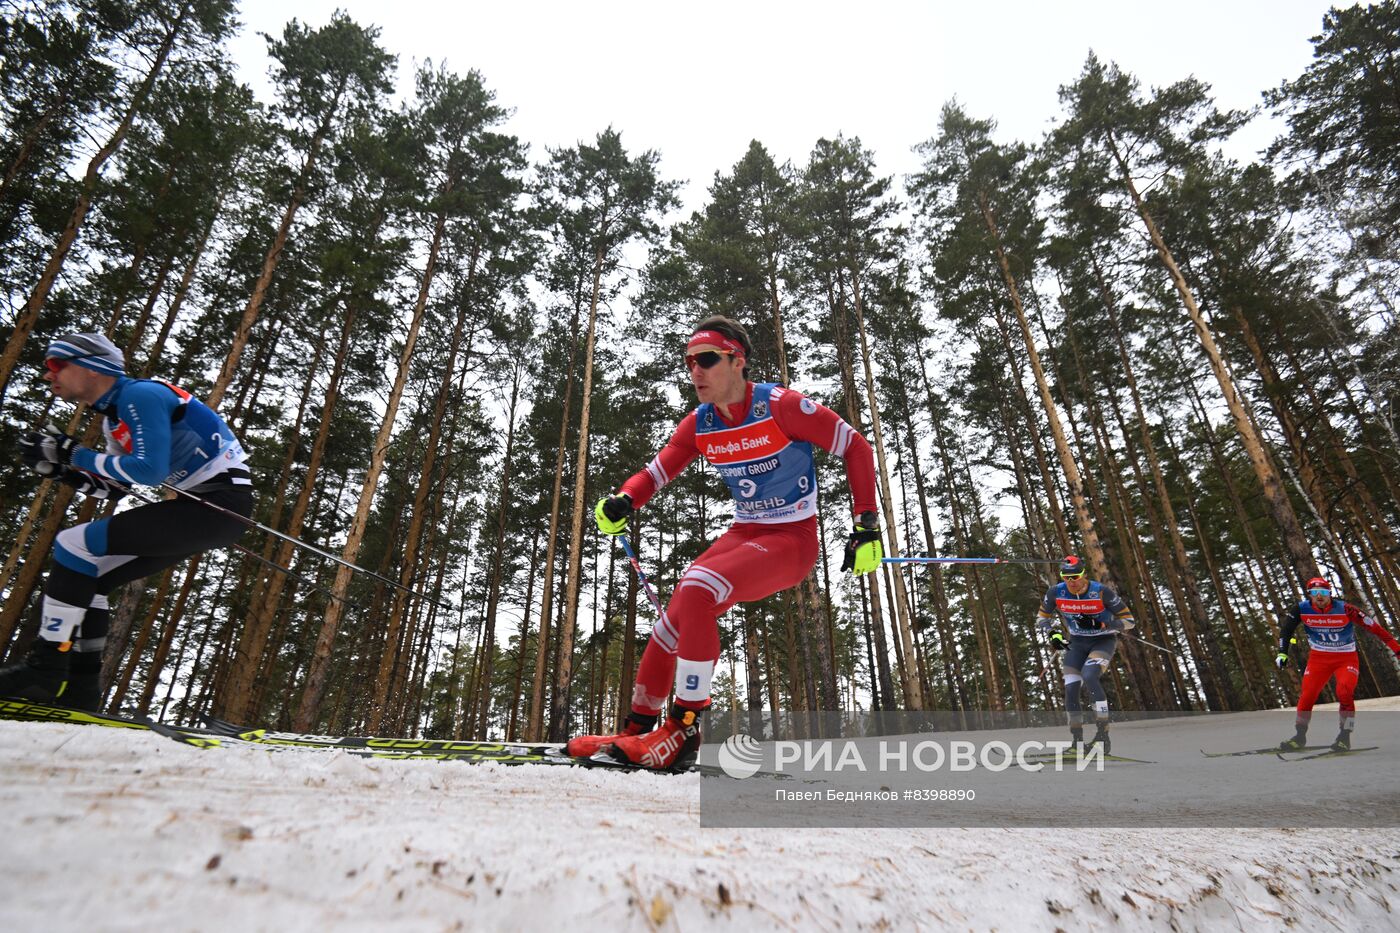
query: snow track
2 717 1398 931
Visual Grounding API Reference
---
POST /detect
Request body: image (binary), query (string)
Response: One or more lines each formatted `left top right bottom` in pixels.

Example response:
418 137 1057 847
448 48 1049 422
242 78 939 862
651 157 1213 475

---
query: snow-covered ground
3 701 1399 931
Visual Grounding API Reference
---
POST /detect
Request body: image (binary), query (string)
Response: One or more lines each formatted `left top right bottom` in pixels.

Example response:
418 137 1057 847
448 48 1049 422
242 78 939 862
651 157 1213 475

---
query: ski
197 712 568 756
1019 747 1154 764
1 698 707 774
1200 745 1334 758
0 698 221 743
1276 745 1379 762
197 712 755 775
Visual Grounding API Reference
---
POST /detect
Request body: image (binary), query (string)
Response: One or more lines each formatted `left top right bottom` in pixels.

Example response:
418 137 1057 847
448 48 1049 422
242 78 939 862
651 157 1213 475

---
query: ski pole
618 533 667 624
123 487 355 607
157 481 456 612
225 540 356 608
882 556 1065 566
1124 632 1181 656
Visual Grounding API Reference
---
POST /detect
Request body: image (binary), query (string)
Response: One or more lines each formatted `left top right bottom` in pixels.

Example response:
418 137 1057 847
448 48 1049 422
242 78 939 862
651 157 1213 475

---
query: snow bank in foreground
1 711 1397 931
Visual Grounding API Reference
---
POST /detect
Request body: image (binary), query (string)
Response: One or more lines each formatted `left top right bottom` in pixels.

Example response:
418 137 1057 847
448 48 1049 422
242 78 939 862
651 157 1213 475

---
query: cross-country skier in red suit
566 315 882 771
1276 576 1400 752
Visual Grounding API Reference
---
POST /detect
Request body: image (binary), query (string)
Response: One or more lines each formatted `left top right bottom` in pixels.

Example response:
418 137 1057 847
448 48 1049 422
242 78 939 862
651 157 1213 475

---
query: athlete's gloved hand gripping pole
842 511 883 576
18 423 78 474
18 423 125 500
595 493 669 628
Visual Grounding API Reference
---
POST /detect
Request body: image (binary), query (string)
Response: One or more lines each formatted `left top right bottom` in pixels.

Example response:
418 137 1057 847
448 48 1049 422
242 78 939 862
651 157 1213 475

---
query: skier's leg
1281 655 1332 748
568 525 754 757
1081 651 1115 751
626 527 751 717
1294 659 1329 725
667 520 817 709
65 594 110 712
0 490 249 704
0 518 121 702
1332 654 1360 746
1081 650 1116 722
1062 671 1083 721
611 520 817 770
1060 639 1090 744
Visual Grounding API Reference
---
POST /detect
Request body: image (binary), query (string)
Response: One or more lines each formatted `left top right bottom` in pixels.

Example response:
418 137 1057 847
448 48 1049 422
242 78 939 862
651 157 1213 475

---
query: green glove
594 493 632 536
1274 651 1289 671
841 513 883 576
1048 630 1068 651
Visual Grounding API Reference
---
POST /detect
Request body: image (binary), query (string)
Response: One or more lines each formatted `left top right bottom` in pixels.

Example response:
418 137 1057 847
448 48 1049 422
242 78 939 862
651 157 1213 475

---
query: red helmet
1059 555 1086 578
1306 577 1332 595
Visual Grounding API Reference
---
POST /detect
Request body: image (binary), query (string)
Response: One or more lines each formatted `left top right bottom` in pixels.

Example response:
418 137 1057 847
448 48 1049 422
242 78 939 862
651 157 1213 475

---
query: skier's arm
1036 589 1058 632
1099 585 1136 631
1348 604 1400 653
1278 604 1303 653
617 412 700 510
68 383 175 486
770 387 876 517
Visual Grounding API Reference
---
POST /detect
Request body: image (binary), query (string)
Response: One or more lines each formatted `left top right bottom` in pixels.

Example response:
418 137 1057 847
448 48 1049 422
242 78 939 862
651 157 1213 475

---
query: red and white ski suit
619 381 876 713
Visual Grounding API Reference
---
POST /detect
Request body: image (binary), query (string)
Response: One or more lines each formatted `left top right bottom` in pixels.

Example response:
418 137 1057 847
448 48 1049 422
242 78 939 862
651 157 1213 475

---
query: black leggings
46 487 253 642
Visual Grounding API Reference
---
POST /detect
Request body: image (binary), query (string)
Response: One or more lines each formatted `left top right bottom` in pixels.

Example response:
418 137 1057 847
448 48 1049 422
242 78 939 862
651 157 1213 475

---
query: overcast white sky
228 0 1340 214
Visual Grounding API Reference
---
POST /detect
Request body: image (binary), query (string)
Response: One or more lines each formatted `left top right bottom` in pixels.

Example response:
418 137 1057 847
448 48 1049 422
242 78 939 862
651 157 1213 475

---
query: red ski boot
609 702 706 772
565 711 657 758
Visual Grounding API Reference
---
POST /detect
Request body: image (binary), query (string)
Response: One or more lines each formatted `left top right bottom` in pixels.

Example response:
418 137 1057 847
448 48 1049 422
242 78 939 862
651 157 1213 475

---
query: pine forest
2 0 1399 740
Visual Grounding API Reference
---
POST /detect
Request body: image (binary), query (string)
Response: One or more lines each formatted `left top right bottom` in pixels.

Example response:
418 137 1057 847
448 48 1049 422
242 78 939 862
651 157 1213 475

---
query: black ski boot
0 639 72 702
1068 725 1084 751
1278 725 1309 752
60 650 103 712
1331 728 1352 752
1087 721 1111 755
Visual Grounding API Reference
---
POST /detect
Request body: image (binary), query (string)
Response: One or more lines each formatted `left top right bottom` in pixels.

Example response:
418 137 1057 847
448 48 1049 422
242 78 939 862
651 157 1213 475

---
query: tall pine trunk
978 193 1108 577
850 273 922 709
293 204 447 731
1105 132 1317 585
549 247 606 742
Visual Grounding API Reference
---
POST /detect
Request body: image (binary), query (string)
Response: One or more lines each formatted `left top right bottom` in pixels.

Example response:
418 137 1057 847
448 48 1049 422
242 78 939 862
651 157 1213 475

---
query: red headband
688 330 745 361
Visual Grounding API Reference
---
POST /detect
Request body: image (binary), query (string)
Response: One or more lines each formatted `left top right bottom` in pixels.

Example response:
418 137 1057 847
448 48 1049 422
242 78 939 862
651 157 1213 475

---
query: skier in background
0 333 253 712
1037 555 1136 752
567 315 881 771
1276 576 1400 752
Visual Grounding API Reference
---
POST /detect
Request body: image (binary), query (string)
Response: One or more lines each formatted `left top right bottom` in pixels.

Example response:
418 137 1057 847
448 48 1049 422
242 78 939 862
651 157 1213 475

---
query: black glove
1078 617 1104 631
59 468 125 501
19 426 78 475
1047 630 1068 651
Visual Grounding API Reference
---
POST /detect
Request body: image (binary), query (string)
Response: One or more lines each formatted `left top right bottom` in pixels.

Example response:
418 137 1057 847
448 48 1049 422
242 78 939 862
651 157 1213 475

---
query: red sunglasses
685 349 735 370
44 353 97 374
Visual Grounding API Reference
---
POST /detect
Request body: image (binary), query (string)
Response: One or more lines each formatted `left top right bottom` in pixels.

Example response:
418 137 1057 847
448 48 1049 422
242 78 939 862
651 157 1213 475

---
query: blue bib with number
695 383 816 524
